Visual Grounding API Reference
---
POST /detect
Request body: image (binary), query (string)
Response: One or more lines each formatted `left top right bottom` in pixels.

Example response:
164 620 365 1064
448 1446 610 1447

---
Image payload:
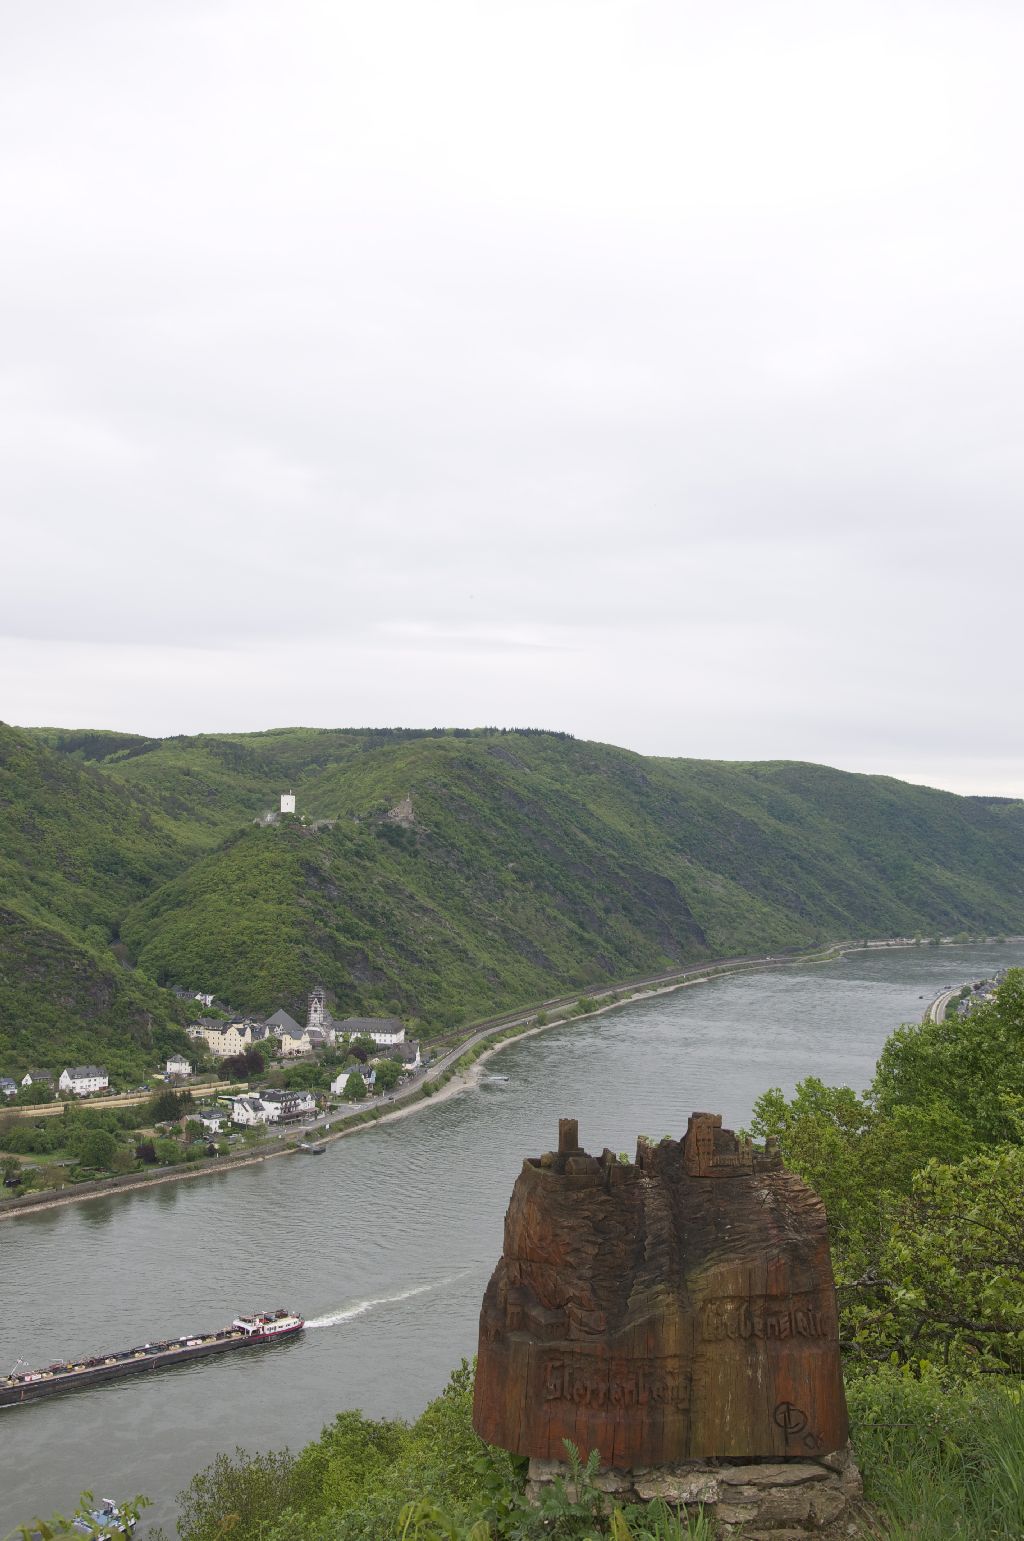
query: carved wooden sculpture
473 1114 848 1464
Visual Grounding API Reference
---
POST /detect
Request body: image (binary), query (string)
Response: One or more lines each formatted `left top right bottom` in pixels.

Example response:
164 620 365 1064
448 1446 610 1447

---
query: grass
849 1368 1024 1540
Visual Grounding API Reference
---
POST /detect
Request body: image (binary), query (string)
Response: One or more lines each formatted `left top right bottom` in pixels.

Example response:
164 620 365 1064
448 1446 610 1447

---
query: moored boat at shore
0 1309 303 1407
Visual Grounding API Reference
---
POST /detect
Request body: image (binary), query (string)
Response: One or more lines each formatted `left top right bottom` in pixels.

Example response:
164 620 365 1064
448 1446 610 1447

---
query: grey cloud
2 1 1023 792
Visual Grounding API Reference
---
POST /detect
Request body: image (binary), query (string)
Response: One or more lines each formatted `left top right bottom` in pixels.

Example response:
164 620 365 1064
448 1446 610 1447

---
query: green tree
876 1144 1024 1370
374 1059 403 1092
256 1362 515 1541
218 1048 267 1082
76 1128 118 1170
283 1062 325 1091
290 1409 409 1517
749 1077 876 1250
873 970 1024 1146
15 1082 53 1106
147 1088 194 1124
342 1072 367 1102
176 1447 300 1541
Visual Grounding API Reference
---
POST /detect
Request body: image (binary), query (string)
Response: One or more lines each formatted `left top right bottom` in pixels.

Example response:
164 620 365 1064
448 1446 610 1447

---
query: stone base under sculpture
525 1441 864 1537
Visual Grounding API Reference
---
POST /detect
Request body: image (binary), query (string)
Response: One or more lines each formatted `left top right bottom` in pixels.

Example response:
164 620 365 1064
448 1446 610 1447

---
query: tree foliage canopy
752 969 1024 1370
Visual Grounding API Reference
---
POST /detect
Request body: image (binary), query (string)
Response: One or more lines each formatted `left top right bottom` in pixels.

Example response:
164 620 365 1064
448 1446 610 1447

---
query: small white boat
73 1499 134 1537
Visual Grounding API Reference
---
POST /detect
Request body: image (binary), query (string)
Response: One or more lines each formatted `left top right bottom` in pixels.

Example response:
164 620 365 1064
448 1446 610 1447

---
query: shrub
177 1447 300 1541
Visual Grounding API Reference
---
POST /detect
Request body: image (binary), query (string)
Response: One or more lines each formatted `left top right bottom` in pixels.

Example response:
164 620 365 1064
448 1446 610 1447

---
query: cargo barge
0 1309 303 1407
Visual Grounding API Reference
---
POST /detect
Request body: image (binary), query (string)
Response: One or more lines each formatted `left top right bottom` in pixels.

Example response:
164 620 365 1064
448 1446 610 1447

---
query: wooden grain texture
473 1113 849 1463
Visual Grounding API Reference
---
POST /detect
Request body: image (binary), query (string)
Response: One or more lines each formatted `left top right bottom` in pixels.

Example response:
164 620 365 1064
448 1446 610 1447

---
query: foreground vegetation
159 1364 1024 1541
14 1364 1024 1541
5 721 1024 1078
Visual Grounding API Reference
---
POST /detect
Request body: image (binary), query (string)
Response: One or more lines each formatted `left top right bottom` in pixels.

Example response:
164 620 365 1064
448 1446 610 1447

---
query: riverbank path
925 987 956 1023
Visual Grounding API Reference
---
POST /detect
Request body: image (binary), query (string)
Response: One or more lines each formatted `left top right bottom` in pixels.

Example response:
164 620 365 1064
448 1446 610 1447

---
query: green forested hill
4 723 1024 1077
0 724 209 1078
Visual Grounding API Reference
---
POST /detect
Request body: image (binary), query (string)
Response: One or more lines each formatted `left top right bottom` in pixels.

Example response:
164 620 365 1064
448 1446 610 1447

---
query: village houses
179 987 418 1103
165 1054 192 1077
172 987 216 1008
265 1009 315 1057
187 1010 312 1059
260 1088 316 1122
338 1016 406 1047
186 1017 271 1058
185 1018 259 1057
58 1065 109 1097
307 989 406 1048
331 1064 377 1096
226 1087 316 1125
229 1095 270 1127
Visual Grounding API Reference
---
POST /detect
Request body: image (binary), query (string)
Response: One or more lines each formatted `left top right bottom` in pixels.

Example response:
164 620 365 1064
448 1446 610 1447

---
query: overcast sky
3 2 1023 794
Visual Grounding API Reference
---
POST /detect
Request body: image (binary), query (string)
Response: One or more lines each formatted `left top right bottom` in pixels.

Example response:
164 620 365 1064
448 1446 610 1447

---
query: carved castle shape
474 1112 845 1464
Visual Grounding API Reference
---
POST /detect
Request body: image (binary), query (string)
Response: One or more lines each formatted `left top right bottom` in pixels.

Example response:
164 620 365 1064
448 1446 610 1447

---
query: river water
1 942 1021 1533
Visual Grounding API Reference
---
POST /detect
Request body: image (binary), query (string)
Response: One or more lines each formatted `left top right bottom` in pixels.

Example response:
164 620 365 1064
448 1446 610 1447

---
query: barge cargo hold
0 1309 303 1407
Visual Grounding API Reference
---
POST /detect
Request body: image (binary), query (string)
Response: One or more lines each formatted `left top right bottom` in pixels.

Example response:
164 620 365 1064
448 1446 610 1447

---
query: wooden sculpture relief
473 1114 848 1464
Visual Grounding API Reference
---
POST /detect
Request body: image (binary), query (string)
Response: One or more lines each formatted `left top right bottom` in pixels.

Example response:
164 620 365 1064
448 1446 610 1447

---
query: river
1 942 1020 1533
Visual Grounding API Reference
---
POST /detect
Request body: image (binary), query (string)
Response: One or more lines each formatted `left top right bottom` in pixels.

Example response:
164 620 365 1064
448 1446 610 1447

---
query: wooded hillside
4 723 1023 1078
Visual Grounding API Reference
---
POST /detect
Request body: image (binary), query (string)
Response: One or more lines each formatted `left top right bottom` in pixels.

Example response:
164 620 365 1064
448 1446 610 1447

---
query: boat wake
305 1272 472 1330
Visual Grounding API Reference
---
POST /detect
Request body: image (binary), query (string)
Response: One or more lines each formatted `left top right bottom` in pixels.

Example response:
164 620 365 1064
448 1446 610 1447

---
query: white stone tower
307 983 328 1031
281 790 296 814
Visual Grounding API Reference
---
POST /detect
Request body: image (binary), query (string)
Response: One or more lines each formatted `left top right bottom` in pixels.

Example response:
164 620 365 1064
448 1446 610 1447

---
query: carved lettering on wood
700 1296 834 1342
541 1356 690 1412
473 1112 849 1463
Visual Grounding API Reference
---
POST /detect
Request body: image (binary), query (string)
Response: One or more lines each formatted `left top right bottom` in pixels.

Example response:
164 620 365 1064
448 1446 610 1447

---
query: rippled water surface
2 943 1021 1531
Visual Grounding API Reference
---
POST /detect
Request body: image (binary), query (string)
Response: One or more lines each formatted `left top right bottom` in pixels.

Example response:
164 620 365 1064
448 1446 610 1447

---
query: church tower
307 983 328 1031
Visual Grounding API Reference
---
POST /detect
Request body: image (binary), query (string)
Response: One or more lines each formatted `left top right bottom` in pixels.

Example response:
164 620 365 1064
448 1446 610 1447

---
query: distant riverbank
3 935 1015 1223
